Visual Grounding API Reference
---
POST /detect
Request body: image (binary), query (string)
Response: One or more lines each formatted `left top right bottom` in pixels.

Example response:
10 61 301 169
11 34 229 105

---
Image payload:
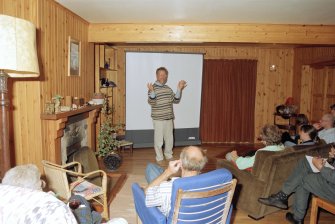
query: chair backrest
167 168 237 224
42 160 71 200
71 146 102 186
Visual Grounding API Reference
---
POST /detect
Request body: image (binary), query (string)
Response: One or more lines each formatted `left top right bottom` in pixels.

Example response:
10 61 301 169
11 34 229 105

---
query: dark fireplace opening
66 142 82 163
61 114 88 164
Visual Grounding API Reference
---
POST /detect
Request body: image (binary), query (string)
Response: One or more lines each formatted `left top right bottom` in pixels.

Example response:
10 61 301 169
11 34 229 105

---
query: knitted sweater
235 144 285 170
148 83 180 120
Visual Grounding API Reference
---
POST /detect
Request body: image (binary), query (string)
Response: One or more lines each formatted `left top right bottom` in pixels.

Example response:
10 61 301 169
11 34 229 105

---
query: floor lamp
0 15 40 177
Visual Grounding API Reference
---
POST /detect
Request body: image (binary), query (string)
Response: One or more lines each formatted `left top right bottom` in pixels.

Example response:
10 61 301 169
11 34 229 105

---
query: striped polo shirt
148 83 181 120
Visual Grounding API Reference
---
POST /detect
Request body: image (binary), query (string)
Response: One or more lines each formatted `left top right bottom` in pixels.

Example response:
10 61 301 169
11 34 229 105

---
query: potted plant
97 118 124 170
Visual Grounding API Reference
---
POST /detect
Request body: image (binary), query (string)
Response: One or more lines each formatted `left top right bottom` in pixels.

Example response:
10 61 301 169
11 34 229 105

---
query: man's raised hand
178 80 187 90
147 83 154 92
167 160 182 174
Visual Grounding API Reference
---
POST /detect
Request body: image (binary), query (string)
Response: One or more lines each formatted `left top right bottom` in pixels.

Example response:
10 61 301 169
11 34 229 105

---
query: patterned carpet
109 174 147 224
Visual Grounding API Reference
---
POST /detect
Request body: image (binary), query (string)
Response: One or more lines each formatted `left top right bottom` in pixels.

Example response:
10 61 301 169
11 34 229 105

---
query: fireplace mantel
41 105 102 164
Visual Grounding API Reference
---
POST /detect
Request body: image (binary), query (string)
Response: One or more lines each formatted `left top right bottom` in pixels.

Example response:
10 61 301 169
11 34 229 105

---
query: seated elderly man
317 113 335 143
144 146 208 216
0 164 77 223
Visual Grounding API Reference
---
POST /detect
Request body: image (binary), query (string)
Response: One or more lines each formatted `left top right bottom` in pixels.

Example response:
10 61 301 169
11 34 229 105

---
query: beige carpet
109 174 147 224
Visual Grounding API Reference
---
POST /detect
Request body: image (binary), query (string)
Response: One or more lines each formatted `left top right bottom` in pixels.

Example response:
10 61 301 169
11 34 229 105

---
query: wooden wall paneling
292 47 335 106
116 48 125 125
89 24 335 45
299 65 313 119
299 66 335 123
39 0 93 107
39 0 94 166
113 45 294 141
326 68 335 108
12 82 43 167
99 45 105 68
310 69 327 122
0 0 42 169
94 45 101 92
1 0 94 170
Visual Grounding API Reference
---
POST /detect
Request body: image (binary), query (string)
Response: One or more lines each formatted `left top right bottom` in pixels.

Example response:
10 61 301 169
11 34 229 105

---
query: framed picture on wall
68 36 81 76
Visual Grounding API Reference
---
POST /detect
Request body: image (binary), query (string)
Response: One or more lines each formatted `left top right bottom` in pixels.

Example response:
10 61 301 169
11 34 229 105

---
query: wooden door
300 65 335 122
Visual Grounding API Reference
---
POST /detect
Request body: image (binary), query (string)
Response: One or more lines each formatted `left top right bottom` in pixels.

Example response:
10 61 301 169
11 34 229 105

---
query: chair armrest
131 183 166 224
61 161 82 173
82 170 107 179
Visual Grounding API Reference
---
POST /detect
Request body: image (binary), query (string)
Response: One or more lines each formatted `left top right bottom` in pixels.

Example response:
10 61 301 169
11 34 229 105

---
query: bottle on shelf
104 60 110 69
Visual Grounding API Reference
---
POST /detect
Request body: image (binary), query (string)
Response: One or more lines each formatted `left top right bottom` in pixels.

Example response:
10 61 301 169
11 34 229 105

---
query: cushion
71 180 102 197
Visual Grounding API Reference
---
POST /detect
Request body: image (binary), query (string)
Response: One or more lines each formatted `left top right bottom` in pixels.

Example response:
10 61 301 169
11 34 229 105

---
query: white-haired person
317 113 335 144
2 163 45 190
0 164 77 223
144 146 208 216
225 124 284 170
1 164 128 224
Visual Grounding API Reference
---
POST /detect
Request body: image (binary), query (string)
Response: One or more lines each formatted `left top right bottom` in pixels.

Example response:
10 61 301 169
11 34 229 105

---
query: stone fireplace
61 114 88 164
41 105 101 164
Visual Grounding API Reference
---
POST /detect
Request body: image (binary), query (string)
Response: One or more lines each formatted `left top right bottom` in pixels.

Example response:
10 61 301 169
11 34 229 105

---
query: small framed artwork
68 36 81 76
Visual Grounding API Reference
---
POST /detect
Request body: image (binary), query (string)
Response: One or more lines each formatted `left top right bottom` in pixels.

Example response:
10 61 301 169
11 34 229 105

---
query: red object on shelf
285 97 294 105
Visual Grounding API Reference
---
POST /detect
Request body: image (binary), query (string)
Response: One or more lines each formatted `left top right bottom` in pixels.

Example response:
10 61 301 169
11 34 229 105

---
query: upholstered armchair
132 168 237 224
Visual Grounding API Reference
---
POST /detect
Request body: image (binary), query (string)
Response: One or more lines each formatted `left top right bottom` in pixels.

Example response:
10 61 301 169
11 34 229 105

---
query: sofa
216 143 332 219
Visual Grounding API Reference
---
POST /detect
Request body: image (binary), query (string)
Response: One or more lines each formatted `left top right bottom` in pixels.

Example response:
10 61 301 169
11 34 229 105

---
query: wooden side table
273 112 297 135
119 140 134 154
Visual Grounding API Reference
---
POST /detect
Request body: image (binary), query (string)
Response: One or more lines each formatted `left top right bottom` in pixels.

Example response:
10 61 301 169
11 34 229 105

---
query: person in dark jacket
258 146 335 224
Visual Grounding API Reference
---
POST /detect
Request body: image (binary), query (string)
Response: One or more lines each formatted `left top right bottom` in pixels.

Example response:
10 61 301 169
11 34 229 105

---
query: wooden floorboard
102 143 335 224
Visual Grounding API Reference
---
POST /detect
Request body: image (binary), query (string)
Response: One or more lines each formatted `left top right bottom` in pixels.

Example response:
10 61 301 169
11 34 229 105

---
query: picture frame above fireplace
68 36 81 76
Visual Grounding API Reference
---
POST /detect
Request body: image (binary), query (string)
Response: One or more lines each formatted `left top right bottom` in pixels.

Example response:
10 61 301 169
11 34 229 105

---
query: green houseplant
97 118 124 170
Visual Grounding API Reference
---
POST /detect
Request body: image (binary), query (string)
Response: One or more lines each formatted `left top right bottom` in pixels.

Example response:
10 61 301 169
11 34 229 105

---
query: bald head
180 146 208 173
321 114 335 129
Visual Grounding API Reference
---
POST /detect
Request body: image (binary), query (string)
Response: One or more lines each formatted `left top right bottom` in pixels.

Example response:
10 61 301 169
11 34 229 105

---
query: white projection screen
125 52 203 148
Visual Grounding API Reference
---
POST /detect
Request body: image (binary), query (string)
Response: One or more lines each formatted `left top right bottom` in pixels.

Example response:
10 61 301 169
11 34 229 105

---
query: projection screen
125 52 203 148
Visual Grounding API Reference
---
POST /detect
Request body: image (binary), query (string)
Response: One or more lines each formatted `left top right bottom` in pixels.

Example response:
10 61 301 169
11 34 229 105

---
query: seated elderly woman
225 124 284 170
0 164 77 223
2 164 45 190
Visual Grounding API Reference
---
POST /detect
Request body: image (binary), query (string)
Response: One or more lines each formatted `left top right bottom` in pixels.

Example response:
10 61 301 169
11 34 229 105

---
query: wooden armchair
310 196 335 224
70 146 127 205
42 160 109 219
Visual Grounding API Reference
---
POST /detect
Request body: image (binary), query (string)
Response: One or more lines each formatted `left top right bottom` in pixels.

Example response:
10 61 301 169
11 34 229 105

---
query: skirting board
125 128 201 148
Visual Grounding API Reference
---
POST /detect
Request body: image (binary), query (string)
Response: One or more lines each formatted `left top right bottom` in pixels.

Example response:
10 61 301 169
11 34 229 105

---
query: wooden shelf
100 67 117 72
41 105 102 120
100 86 116 89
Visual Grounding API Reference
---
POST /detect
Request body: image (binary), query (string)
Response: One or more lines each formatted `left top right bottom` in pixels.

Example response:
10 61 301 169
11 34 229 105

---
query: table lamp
0 14 40 176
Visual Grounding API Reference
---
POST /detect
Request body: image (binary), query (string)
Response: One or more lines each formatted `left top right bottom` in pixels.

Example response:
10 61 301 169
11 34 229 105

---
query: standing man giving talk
147 67 187 162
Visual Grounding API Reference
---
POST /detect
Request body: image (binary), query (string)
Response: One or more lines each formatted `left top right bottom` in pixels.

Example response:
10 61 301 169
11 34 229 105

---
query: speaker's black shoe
286 212 304 224
258 191 288 209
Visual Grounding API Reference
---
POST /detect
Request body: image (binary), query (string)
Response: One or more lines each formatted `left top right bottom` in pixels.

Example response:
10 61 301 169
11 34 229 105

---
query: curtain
200 59 257 143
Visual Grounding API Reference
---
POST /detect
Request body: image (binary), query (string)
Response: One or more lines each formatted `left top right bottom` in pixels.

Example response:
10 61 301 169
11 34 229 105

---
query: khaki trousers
153 119 174 161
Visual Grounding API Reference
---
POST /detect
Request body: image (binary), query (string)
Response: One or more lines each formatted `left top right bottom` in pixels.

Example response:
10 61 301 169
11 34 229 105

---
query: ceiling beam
88 23 335 44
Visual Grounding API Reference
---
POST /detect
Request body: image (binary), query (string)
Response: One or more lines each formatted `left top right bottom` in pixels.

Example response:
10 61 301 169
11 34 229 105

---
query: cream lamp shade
0 14 39 77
